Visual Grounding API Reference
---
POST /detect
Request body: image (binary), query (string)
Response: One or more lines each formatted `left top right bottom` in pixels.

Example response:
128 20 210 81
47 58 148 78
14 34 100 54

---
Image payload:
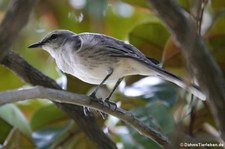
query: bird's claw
104 99 117 110
87 94 108 118
83 106 92 116
87 94 117 118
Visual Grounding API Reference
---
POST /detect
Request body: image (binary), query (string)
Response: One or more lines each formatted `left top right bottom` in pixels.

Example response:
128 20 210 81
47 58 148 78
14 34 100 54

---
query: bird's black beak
28 41 43 48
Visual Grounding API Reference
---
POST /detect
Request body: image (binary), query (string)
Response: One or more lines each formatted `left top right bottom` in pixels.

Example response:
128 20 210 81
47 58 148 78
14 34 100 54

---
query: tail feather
157 68 206 100
143 60 206 100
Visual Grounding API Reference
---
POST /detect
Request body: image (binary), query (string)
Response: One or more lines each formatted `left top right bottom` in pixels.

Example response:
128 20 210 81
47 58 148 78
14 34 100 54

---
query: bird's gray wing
79 33 205 100
90 34 160 65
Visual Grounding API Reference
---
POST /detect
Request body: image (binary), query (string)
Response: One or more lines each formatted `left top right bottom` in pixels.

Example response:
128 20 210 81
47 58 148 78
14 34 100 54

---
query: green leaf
162 37 185 68
0 118 12 144
129 22 170 61
119 101 174 149
206 16 225 73
30 104 68 130
124 77 178 107
0 67 24 90
32 121 72 149
208 16 225 35
0 104 31 137
103 2 157 40
121 0 150 9
3 129 35 148
119 132 161 149
211 0 225 12
132 101 175 134
177 0 191 10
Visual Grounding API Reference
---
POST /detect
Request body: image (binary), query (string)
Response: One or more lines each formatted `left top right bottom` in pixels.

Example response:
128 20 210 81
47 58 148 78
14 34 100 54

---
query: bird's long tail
144 61 206 100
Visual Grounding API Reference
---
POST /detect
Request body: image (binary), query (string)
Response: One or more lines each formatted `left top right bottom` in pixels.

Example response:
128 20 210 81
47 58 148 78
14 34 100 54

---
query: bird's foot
88 93 108 119
83 106 92 116
104 98 117 110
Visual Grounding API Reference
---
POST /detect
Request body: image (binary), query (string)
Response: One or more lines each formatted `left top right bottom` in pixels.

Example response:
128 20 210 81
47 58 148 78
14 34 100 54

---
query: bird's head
28 30 75 57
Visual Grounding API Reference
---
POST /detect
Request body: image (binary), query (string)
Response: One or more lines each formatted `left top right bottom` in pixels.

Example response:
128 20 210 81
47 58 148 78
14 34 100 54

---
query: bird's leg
104 77 124 110
89 69 113 100
105 77 124 100
87 69 114 118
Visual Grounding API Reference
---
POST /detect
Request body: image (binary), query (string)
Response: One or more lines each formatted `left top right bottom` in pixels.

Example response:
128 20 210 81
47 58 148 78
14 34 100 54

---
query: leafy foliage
0 0 225 148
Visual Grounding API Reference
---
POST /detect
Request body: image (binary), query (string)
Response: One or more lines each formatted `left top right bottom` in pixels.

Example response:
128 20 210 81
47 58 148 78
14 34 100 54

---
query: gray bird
28 30 206 102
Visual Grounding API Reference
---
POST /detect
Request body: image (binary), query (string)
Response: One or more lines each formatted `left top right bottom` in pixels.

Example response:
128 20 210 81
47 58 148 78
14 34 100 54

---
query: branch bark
0 0 116 148
0 0 36 60
1 51 117 149
148 0 225 141
0 86 173 148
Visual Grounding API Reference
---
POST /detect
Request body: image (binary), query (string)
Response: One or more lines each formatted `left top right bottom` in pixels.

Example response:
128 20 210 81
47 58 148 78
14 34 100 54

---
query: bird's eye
49 34 58 40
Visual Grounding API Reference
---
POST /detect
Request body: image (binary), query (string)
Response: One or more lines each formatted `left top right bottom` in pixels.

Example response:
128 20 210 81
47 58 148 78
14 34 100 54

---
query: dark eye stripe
49 34 58 40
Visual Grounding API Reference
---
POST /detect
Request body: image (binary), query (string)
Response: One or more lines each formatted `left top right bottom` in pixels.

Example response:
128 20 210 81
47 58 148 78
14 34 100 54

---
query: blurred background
0 0 225 148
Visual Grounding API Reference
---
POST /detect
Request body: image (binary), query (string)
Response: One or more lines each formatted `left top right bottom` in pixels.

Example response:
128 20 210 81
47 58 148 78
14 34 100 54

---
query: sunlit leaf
0 66 24 90
0 104 31 137
104 2 157 39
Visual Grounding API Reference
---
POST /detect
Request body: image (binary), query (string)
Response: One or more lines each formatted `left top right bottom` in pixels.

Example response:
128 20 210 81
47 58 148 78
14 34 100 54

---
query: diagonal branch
148 0 225 141
0 0 36 60
0 0 116 148
0 51 116 149
0 86 173 148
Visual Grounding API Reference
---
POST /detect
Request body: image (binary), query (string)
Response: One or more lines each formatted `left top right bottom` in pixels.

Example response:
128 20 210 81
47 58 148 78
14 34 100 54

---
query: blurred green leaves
123 77 178 106
121 0 150 9
1 0 225 148
0 104 33 148
0 104 31 137
30 104 67 130
129 22 170 60
32 121 73 149
128 101 175 149
0 118 12 144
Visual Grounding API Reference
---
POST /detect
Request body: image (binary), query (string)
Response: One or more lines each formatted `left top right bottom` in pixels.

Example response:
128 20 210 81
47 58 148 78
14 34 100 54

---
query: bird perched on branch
28 30 206 105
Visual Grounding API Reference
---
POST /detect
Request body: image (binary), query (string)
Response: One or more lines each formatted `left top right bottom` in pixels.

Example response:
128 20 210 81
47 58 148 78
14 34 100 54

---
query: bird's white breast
51 36 154 85
55 48 153 85
54 47 111 84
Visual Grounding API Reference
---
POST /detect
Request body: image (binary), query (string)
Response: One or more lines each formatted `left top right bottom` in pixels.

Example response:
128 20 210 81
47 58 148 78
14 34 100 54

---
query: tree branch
0 0 36 60
148 0 225 140
0 0 116 148
0 51 117 149
0 86 172 148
